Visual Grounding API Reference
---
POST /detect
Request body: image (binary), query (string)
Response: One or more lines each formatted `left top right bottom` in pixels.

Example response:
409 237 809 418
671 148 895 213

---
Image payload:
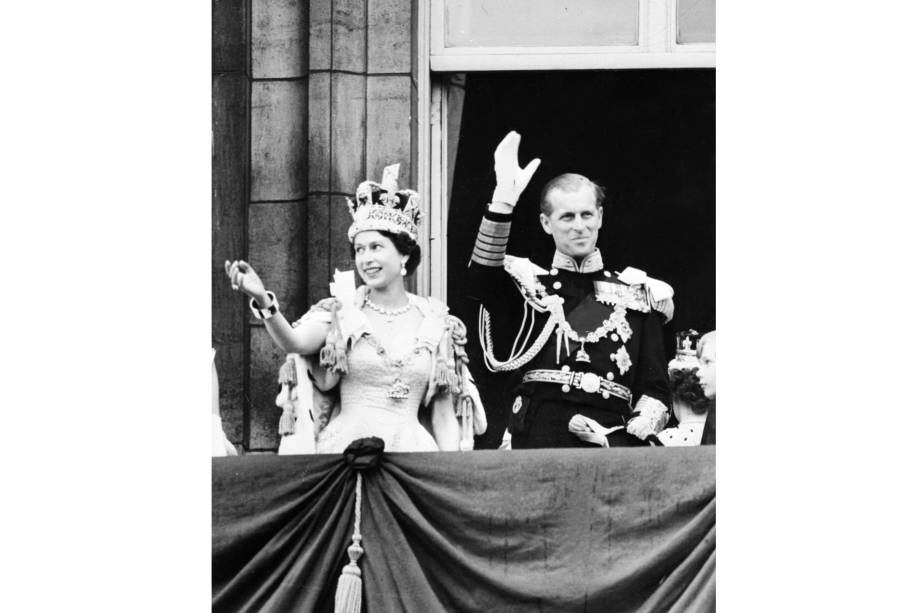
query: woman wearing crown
225 165 486 454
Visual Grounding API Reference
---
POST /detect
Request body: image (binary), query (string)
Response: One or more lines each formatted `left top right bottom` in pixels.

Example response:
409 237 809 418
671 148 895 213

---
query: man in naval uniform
468 131 674 449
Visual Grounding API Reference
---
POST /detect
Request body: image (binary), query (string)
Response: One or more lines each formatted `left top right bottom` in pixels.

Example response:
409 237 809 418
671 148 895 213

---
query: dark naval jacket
469 209 671 449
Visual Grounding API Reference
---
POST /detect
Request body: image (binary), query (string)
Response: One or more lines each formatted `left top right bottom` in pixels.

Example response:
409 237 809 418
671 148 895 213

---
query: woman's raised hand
225 260 268 305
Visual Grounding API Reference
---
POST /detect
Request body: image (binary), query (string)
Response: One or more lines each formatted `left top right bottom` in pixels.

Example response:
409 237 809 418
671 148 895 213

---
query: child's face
697 342 716 399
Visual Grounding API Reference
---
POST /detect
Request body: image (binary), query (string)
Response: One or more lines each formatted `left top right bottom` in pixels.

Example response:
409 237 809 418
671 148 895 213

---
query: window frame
417 0 714 302
429 0 714 72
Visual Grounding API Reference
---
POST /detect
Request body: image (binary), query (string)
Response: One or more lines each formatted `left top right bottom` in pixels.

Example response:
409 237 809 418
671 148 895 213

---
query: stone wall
212 0 418 451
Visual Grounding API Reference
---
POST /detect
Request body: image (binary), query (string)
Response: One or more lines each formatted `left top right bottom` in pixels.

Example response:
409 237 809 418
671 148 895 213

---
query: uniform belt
522 369 632 403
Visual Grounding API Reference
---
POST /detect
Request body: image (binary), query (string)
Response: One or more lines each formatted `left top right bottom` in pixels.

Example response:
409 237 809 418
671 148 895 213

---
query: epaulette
617 267 674 302
502 256 550 305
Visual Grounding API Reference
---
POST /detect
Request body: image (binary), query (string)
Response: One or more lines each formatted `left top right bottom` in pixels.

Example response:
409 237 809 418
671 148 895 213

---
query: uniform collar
551 249 604 274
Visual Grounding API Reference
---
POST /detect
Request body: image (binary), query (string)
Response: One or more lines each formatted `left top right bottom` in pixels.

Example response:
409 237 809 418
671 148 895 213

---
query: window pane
677 0 715 44
443 0 639 48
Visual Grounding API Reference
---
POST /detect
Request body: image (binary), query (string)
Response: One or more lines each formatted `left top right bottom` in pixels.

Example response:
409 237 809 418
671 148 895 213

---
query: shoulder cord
509 300 536 359
479 304 559 372
477 263 560 372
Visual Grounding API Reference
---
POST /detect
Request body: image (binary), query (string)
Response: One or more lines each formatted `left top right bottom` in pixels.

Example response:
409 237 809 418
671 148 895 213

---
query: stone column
214 0 419 452
247 0 311 450
308 0 417 302
212 0 250 449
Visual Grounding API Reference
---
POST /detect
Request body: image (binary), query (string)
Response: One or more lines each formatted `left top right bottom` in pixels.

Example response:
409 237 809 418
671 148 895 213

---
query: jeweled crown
346 164 422 243
668 329 700 372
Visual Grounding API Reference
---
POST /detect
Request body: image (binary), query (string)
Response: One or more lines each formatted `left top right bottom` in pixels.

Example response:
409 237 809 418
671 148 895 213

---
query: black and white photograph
6 1 920 611
212 2 714 611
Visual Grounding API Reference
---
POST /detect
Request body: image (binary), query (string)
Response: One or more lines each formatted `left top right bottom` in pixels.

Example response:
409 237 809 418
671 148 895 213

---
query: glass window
443 0 640 47
677 0 715 44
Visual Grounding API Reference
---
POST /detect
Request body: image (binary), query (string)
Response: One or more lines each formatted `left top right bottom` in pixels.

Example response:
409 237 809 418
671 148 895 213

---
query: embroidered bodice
282 287 486 454
313 294 446 453
337 334 432 428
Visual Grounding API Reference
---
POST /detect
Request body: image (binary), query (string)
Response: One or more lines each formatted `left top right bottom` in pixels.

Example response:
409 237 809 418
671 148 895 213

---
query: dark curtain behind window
446 69 715 448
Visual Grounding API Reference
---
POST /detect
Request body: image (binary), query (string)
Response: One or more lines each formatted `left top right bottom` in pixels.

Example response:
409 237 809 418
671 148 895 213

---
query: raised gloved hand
491 131 541 211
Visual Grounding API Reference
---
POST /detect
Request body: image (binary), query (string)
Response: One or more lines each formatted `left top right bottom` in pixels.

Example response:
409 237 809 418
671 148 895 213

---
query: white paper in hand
329 268 356 306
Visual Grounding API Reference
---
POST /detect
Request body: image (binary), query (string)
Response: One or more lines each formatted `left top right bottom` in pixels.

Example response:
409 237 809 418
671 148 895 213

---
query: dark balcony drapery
213 447 714 612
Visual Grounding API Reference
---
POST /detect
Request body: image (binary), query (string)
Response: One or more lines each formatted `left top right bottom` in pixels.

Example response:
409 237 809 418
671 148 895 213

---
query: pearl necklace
365 297 412 322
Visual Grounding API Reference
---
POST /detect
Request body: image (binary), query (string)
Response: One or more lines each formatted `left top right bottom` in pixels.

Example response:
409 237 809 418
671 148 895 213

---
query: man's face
539 184 604 260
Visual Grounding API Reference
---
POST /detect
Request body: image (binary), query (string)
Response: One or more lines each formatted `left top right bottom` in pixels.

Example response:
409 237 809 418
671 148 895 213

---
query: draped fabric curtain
213 447 715 612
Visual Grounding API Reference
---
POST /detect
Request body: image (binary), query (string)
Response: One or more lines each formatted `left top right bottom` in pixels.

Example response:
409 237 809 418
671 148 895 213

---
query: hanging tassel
434 332 451 391
434 358 450 389
332 337 349 374
319 329 337 369
458 395 474 451
278 358 296 386
277 359 298 435
320 300 350 374
453 361 465 394
335 473 364 613
448 371 461 396
555 327 563 365
446 349 461 395
278 396 297 436
446 318 466 395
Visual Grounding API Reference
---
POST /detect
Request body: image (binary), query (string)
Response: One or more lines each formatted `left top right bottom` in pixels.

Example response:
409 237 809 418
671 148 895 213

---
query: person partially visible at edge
696 331 716 445
658 331 711 447
468 131 675 449
226 165 485 453
212 348 238 457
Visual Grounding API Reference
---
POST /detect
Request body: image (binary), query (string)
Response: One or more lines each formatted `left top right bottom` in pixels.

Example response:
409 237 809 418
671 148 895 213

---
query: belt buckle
580 372 601 394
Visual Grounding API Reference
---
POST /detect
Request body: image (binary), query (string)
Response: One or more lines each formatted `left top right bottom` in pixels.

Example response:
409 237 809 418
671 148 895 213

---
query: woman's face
353 231 407 290
697 341 716 399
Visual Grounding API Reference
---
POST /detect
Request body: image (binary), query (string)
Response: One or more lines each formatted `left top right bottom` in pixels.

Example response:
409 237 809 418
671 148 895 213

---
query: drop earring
401 265 407 276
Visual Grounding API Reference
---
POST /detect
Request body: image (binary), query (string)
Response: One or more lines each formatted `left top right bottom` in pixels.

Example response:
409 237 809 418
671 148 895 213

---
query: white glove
568 414 624 448
491 131 541 208
626 415 658 440
626 396 670 440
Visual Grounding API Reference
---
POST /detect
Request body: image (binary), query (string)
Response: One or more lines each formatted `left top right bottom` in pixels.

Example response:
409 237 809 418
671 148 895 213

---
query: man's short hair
539 173 606 216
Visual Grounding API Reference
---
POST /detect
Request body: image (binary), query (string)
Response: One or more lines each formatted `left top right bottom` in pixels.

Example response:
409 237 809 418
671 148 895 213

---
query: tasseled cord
458 395 474 451
436 321 465 395
277 358 297 436
334 473 364 613
434 332 452 391
320 300 349 374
